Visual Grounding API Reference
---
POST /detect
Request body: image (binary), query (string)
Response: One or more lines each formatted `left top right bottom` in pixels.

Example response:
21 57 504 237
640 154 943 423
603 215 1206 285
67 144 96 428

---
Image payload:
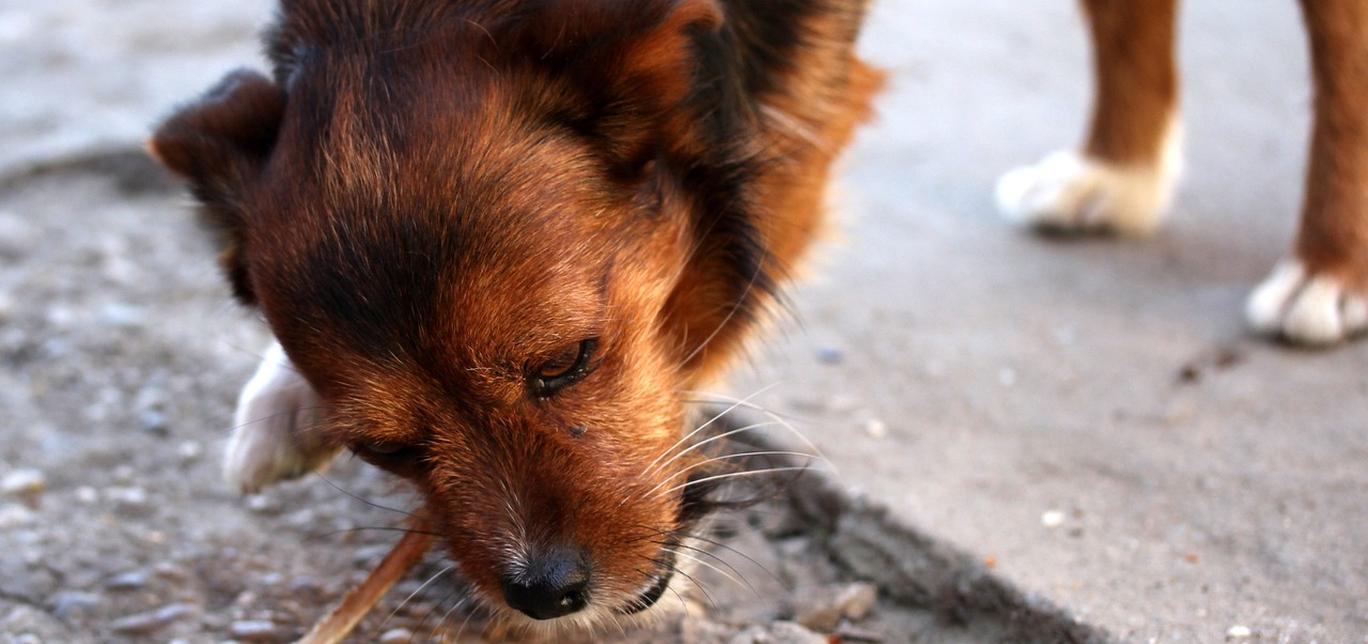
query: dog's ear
149 69 285 305
604 0 723 109
526 0 725 172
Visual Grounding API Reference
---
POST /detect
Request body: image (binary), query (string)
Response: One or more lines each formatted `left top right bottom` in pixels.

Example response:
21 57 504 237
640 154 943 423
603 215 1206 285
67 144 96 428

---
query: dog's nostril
501 548 591 620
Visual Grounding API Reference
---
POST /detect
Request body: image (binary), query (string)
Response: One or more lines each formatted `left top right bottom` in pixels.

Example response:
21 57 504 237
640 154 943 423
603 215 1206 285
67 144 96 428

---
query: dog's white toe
224 341 339 493
1247 259 1368 346
996 149 1177 237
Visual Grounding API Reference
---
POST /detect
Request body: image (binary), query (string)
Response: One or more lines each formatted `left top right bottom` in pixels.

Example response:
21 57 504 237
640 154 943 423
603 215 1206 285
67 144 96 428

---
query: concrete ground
737 1 1367 641
2 0 1365 642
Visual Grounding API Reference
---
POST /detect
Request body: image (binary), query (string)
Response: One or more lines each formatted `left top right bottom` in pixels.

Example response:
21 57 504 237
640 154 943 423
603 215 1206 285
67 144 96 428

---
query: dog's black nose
501 548 591 620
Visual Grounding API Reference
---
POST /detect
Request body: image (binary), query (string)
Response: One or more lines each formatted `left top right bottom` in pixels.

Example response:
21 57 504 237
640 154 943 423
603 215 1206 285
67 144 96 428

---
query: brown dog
150 0 878 631
997 0 1368 346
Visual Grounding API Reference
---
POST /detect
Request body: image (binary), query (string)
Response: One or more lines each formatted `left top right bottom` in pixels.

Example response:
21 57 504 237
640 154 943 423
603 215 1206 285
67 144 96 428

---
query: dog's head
151 0 775 625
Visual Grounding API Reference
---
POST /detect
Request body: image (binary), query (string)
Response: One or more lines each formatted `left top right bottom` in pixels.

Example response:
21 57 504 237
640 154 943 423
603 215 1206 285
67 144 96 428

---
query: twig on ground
299 525 434 644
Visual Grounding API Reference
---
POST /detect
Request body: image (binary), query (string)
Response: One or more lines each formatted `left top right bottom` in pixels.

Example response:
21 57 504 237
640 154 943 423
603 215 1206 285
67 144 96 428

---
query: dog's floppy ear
149 69 285 305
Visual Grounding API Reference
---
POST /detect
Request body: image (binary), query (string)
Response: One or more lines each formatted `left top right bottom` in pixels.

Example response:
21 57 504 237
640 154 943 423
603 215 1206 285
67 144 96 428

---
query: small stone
138 409 169 435
290 576 322 593
285 508 317 528
379 628 414 643
1041 510 1065 528
793 600 842 632
246 494 278 514
815 346 844 364
100 303 146 328
229 619 282 641
106 569 151 590
109 603 196 635
154 562 188 582
861 418 887 439
1226 625 1252 639
259 572 284 586
777 537 808 557
729 626 767 644
0 503 35 528
177 441 203 463
50 591 102 619
834 582 877 621
680 617 736 643
833 624 884 642
794 582 876 631
766 622 825 644
74 486 98 504
108 486 150 514
1 469 45 500
826 394 859 413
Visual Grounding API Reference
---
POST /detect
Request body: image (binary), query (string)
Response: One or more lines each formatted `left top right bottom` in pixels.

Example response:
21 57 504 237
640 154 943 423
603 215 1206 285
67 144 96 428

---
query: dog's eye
529 338 599 397
361 441 404 455
351 440 422 477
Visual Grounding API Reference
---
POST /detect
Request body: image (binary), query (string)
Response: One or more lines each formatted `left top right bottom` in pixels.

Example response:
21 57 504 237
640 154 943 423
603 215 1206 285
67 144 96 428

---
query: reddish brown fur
1077 0 1368 313
1078 0 1179 166
151 0 877 626
1296 0 1368 290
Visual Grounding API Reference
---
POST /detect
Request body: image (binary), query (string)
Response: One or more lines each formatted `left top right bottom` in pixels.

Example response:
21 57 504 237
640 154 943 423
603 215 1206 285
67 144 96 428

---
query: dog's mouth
615 467 735 615
617 537 679 615
618 566 676 614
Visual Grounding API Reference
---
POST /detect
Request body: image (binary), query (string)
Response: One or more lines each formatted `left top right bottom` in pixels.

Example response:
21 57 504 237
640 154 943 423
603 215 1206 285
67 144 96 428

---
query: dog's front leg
224 340 341 493
997 0 1182 236
1247 0 1368 345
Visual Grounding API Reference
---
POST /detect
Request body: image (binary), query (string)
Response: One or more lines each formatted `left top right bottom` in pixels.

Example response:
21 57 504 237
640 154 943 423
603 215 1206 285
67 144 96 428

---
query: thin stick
299 527 435 644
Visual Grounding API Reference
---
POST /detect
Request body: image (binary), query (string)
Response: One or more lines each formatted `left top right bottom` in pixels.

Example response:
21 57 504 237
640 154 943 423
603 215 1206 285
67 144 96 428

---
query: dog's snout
501 548 591 620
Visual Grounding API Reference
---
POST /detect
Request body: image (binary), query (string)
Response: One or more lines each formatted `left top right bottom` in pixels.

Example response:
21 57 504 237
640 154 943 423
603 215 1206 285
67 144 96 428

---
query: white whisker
649 421 778 475
656 466 815 498
451 603 481 642
664 547 756 597
636 449 816 502
678 389 837 477
431 592 470 641
642 384 780 479
381 563 454 630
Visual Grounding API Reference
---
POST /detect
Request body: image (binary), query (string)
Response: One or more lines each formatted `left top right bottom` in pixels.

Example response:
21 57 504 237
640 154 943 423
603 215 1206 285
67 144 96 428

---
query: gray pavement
737 1 1367 641
2 0 1365 642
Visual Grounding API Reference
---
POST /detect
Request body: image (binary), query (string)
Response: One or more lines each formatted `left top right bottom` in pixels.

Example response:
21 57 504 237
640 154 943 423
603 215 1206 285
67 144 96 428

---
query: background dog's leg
1247 0 1368 345
997 0 1181 236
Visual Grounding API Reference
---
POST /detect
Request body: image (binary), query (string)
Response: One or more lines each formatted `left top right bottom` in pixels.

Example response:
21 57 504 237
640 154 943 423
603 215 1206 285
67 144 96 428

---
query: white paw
1246 260 1368 346
224 340 339 493
996 149 1177 236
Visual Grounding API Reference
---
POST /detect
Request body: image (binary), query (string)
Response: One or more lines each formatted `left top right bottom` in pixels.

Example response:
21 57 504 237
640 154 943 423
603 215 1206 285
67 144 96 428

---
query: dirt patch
0 155 1106 642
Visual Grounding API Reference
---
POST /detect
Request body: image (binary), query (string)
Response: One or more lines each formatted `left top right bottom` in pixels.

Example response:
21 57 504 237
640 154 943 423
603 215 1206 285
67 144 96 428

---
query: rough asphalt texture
2 0 1365 642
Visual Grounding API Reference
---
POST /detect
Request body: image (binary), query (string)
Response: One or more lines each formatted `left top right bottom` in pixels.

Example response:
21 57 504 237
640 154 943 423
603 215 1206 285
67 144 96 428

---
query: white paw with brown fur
996 148 1179 237
224 341 338 493
1246 260 1368 345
